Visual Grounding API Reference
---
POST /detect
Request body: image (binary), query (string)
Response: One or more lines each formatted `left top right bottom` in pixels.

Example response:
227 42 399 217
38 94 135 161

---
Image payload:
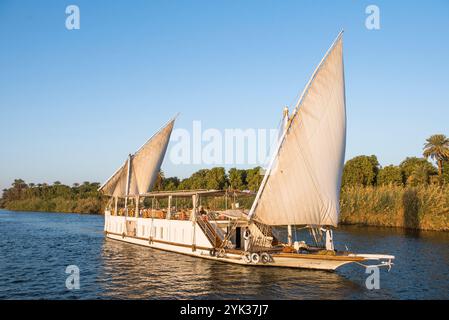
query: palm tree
423 134 449 179
154 170 165 191
12 179 27 189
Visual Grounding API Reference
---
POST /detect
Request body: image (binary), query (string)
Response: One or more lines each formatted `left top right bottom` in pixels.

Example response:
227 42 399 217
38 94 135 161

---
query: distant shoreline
2 184 448 233
2 156 448 232
0 206 103 216
0 209 101 216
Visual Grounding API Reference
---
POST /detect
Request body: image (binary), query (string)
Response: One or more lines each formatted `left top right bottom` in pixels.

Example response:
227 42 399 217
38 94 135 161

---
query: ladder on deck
196 216 223 248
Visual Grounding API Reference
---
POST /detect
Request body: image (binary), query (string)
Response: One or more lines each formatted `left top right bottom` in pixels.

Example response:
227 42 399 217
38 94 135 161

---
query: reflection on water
97 239 360 300
0 210 448 299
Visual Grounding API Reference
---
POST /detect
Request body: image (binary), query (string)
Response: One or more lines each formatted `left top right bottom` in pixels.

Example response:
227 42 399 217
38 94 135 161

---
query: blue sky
1 0 448 190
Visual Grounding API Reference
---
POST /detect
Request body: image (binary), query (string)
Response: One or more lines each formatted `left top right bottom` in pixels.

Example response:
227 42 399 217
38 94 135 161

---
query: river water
0 210 448 299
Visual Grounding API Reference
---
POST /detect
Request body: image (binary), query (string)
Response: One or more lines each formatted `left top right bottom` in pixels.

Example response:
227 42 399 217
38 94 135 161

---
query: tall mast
282 107 294 246
124 154 132 217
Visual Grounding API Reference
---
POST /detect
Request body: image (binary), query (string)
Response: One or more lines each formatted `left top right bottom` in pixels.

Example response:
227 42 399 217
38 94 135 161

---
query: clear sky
1 0 448 190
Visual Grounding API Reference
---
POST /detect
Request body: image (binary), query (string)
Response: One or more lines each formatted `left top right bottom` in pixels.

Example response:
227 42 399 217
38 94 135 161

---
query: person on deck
199 206 207 221
243 227 252 252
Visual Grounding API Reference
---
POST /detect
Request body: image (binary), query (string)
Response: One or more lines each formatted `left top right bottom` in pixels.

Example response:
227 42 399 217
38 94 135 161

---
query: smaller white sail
99 117 176 197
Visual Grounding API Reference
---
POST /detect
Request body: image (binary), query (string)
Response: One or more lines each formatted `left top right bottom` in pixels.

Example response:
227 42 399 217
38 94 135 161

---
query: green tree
178 178 192 190
13 179 27 189
163 177 180 190
399 157 437 185
205 167 227 190
190 169 209 189
246 167 263 192
407 164 431 186
228 168 247 190
423 134 449 180
0 189 7 207
177 169 210 190
342 155 379 187
377 165 403 186
9 179 28 201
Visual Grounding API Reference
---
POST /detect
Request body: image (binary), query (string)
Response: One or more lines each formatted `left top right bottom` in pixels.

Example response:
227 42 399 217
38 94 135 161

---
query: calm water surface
0 210 448 299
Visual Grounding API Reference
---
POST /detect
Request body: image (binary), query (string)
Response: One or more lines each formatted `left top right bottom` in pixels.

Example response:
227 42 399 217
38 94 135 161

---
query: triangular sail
249 33 346 227
99 117 176 197
100 159 129 197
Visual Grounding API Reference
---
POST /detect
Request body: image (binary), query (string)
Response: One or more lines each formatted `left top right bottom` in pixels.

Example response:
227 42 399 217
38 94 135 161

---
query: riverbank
0 181 104 214
1 197 104 214
2 184 448 231
340 185 449 231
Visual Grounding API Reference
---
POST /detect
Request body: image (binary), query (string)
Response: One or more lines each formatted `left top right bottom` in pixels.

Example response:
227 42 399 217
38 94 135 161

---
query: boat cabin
104 189 276 254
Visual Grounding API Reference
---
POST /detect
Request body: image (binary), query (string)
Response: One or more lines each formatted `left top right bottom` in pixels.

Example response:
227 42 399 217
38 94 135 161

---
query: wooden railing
250 221 276 249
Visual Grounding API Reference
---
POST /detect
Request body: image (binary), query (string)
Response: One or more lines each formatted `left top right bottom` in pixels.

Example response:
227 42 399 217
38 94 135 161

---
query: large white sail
99 117 176 197
249 33 346 227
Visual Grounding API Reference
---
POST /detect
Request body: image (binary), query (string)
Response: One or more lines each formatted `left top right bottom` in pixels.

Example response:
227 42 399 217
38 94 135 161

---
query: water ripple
0 210 448 299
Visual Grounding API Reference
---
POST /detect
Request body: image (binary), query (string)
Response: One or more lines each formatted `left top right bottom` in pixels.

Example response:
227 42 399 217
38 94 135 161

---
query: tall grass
340 185 449 231
4 197 104 214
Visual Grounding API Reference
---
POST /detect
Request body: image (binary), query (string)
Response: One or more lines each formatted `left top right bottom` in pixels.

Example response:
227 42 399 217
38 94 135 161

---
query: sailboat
101 32 394 271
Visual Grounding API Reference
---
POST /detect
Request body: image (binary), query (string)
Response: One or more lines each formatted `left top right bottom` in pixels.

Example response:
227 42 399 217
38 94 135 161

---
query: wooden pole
288 224 293 246
124 154 132 217
167 195 172 219
191 194 198 222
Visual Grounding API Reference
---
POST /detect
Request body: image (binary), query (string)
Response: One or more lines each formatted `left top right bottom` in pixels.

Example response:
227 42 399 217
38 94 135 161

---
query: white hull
104 214 366 271
105 233 359 271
